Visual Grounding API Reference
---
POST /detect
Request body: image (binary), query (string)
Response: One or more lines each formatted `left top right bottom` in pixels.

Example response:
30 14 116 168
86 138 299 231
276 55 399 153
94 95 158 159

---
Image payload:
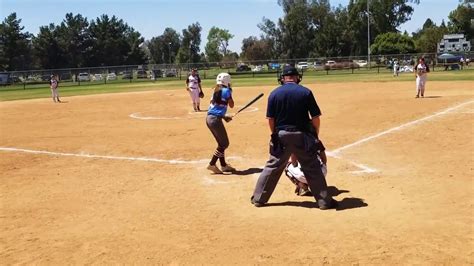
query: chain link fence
1 51 472 89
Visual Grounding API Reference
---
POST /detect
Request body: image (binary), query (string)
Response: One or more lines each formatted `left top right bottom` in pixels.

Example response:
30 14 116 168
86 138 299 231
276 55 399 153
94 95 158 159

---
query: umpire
251 65 337 210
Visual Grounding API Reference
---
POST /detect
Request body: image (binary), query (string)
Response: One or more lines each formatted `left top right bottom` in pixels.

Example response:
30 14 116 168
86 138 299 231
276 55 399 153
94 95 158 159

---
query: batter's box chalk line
130 106 258 120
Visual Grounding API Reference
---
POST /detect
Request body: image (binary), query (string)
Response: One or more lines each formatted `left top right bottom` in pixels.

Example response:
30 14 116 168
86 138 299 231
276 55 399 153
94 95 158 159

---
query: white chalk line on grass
331 100 474 155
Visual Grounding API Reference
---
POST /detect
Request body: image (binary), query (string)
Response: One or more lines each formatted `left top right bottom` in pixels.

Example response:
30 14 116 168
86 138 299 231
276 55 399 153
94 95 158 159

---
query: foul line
0 147 209 164
331 100 474 155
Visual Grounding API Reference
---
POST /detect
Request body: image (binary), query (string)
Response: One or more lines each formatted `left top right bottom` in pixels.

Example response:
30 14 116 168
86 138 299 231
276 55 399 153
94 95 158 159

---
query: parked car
252 65 264 72
122 71 132 79
312 61 322 66
268 63 281 70
78 72 90 81
236 64 251 72
354 60 368 67
137 70 147 79
296 61 309 70
163 69 177 77
325 60 336 67
106 73 117 81
93 74 103 81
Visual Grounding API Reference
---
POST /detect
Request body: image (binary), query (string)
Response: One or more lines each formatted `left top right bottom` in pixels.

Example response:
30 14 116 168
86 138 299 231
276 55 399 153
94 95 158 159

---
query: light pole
168 42 172 65
189 43 192 70
367 0 371 69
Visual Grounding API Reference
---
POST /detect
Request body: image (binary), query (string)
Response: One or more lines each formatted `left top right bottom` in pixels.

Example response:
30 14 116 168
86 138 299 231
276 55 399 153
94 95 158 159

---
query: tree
205 27 234 62
87 15 146 67
176 23 202 65
0 13 32 71
411 19 449 53
277 0 314 59
257 17 283 59
370 32 416 55
146 37 165 64
412 18 436 39
240 36 272 61
422 18 435 29
346 0 419 55
447 3 474 40
125 30 147 65
56 13 91 68
32 23 66 69
147 28 180 64
310 1 351 57
415 27 447 53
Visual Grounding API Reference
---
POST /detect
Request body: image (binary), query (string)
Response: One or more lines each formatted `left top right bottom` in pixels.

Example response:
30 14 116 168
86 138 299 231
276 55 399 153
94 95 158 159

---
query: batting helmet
216 73 231 87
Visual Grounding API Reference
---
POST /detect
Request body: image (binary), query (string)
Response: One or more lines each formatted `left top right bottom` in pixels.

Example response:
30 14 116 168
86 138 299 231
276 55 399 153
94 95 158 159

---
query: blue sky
1 0 460 52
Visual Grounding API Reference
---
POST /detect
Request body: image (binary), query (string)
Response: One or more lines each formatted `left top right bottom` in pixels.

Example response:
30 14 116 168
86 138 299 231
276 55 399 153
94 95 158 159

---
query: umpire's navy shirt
267 82 321 131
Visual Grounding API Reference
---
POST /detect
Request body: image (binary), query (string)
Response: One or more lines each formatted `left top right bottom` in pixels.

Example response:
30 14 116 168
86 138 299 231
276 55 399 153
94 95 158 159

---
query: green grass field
1 68 473 101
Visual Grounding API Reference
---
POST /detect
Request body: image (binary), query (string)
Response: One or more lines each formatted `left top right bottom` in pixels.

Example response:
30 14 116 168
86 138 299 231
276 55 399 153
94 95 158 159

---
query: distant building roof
443 34 466 40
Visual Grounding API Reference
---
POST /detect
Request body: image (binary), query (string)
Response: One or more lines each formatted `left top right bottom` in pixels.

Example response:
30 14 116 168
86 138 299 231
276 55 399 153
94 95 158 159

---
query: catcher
186 68 204 111
285 139 327 196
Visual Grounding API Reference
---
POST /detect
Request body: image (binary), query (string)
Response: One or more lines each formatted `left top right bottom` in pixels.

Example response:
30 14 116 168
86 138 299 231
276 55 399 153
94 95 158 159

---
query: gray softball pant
206 114 229 150
252 130 332 206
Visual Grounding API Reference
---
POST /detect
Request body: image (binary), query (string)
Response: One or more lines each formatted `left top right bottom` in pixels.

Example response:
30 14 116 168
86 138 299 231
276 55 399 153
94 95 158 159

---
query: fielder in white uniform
414 58 429 98
50 74 61 103
393 61 399 77
186 68 203 111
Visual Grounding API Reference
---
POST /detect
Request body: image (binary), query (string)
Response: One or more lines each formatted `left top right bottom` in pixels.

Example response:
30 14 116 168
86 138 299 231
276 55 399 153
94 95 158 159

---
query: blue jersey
208 87 232 117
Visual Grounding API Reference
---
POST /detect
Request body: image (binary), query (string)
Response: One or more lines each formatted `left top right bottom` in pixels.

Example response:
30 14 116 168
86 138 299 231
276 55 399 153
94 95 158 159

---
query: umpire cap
281 65 299 76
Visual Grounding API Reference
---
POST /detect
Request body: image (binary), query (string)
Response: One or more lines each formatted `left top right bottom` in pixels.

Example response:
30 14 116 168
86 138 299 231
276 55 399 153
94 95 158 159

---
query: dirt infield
1 80 473 264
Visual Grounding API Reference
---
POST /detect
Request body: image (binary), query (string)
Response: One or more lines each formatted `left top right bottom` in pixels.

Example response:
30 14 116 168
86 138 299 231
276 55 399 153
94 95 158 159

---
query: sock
219 157 227 166
210 155 218 165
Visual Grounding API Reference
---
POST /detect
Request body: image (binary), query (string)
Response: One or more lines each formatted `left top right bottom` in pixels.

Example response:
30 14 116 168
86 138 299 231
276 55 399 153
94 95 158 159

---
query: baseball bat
233 93 264 117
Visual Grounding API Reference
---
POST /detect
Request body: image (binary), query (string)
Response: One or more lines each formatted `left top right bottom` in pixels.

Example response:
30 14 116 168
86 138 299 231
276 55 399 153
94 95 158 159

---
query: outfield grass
1 68 473 101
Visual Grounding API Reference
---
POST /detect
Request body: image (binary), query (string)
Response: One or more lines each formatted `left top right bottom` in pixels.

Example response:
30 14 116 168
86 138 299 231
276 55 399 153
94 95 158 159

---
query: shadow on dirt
233 168 263 176
420 96 442 98
263 186 368 211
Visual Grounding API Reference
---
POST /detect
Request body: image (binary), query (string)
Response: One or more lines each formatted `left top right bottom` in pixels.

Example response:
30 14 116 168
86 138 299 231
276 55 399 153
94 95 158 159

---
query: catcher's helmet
216 72 231 87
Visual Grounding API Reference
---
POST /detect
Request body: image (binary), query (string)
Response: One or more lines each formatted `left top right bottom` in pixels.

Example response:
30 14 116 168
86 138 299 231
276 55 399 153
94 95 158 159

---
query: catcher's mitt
199 90 204 98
